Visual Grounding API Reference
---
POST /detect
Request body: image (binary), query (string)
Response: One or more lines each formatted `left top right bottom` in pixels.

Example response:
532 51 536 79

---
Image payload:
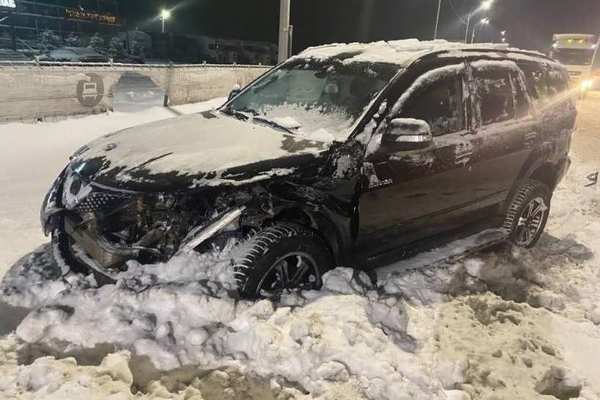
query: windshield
225 60 397 142
552 48 594 66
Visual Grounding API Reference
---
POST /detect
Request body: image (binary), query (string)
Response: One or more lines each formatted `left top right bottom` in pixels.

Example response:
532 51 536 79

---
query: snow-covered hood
70 111 331 192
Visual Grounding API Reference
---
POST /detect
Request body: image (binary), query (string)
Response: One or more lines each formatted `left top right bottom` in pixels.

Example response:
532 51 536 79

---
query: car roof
61 47 102 55
293 39 555 68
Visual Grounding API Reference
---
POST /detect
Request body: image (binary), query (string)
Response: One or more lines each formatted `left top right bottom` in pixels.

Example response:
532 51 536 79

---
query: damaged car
41 40 576 298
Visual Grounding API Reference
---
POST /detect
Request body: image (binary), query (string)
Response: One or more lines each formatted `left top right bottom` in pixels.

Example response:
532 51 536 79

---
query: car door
467 60 538 204
357 62 480 259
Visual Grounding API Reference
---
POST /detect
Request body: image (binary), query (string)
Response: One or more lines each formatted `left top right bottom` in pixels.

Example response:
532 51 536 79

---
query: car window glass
399 75 464 137
474 69 515 126
519 64 550 105
547 67 569 97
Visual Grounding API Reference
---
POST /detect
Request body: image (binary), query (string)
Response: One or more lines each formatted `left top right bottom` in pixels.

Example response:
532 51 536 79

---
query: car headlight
581 79 594 91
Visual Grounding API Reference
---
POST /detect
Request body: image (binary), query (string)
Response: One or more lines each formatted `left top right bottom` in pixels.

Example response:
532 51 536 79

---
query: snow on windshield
227 61 396 142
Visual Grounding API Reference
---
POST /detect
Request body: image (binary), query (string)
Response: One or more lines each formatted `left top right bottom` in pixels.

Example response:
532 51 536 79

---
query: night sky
119 0 600 53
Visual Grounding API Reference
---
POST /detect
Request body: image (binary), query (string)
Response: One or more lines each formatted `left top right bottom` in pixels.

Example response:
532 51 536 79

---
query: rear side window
519 63 550 105
547 67 569 97
400 75 465 137
474 69 515 125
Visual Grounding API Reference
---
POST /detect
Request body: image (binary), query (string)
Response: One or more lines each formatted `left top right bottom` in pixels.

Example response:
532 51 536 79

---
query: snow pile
9 264 446 400
0 335 292 400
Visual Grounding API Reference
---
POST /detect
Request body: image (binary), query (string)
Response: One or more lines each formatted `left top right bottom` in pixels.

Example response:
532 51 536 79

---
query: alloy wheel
256 252 320 298
514 196 548 247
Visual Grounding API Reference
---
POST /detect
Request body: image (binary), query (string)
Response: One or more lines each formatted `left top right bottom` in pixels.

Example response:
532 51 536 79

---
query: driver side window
400 75 465 137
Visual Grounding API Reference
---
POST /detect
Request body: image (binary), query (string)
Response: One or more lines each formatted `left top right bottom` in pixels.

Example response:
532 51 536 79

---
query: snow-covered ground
1 94 600 400
0 98 225 275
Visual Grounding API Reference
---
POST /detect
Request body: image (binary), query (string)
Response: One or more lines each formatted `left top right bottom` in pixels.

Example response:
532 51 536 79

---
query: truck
550 34 597 80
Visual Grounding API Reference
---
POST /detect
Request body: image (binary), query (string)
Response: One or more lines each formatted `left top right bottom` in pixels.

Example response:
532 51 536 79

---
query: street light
160 9 171 34
471 17 490 44
481 0 493 10
464 0 494 43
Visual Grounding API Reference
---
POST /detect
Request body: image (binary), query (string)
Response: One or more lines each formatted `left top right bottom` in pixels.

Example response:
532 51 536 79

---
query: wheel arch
272 206 348 265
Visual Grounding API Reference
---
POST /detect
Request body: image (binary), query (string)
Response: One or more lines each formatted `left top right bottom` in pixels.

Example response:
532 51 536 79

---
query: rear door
467 60 537 204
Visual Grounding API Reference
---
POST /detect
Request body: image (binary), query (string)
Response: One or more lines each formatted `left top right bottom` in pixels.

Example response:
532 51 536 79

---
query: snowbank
2 95 600 400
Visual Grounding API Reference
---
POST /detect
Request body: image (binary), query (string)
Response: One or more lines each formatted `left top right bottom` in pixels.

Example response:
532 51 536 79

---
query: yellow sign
65 8 118 25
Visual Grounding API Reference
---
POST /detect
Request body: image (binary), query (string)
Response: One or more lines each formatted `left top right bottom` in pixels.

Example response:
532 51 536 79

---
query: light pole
160 9 171 34
278 0 291 63
471 17 490 44
433 0 442 40
464 0 493 43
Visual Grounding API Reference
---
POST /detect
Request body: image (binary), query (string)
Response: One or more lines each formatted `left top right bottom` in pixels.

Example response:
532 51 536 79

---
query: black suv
41 41 575 298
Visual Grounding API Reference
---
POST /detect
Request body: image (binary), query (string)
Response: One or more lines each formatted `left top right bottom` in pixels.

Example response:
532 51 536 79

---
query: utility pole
278 0 291 63
433 0 442 40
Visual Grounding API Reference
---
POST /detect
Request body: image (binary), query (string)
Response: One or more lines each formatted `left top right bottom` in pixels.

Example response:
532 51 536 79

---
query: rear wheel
232 223 333 299
503 180 551 248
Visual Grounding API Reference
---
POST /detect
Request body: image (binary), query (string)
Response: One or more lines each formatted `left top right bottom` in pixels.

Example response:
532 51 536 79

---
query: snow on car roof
294 39 545 67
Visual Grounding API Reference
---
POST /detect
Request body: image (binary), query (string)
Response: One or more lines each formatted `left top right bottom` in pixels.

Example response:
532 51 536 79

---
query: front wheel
232 223 333 299
503 180 551 248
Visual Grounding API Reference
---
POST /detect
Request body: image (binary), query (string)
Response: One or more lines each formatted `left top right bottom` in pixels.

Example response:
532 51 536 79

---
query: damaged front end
41 168 256 279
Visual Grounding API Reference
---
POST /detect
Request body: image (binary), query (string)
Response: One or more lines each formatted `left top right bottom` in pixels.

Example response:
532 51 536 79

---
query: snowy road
0 94 599 400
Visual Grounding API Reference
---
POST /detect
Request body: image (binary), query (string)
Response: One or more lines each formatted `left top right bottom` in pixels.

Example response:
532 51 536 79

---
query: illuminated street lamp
160 9 171 34
471 17 490 43
464 0 494 43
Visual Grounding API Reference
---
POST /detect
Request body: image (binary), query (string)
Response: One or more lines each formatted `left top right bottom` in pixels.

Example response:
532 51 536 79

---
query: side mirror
228 84 242 101
382 118 433 151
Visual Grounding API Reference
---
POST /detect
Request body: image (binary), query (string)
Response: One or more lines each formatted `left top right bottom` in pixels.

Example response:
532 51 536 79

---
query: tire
232 223 333 299
503 180 551 248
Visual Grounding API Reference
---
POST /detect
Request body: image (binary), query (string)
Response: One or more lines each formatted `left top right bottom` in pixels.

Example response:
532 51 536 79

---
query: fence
0 61 271 122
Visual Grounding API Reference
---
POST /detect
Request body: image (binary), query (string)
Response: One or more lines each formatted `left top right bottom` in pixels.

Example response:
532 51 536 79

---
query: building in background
0 1 276 65
150 33 277 65
0 0 120 52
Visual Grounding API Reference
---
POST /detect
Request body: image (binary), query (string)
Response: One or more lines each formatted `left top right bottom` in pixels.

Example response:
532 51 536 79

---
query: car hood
70 111 332 192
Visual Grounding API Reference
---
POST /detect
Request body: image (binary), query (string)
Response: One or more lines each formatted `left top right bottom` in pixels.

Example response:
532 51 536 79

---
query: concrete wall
0 62 270 122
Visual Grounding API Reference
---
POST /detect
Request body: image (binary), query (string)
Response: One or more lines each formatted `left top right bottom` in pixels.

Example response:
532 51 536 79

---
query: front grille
74 190 132 214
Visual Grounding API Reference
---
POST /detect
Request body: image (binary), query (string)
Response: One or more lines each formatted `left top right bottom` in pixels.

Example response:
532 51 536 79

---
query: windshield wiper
253 116 297 135
220 107 250 121
221 107 297 135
